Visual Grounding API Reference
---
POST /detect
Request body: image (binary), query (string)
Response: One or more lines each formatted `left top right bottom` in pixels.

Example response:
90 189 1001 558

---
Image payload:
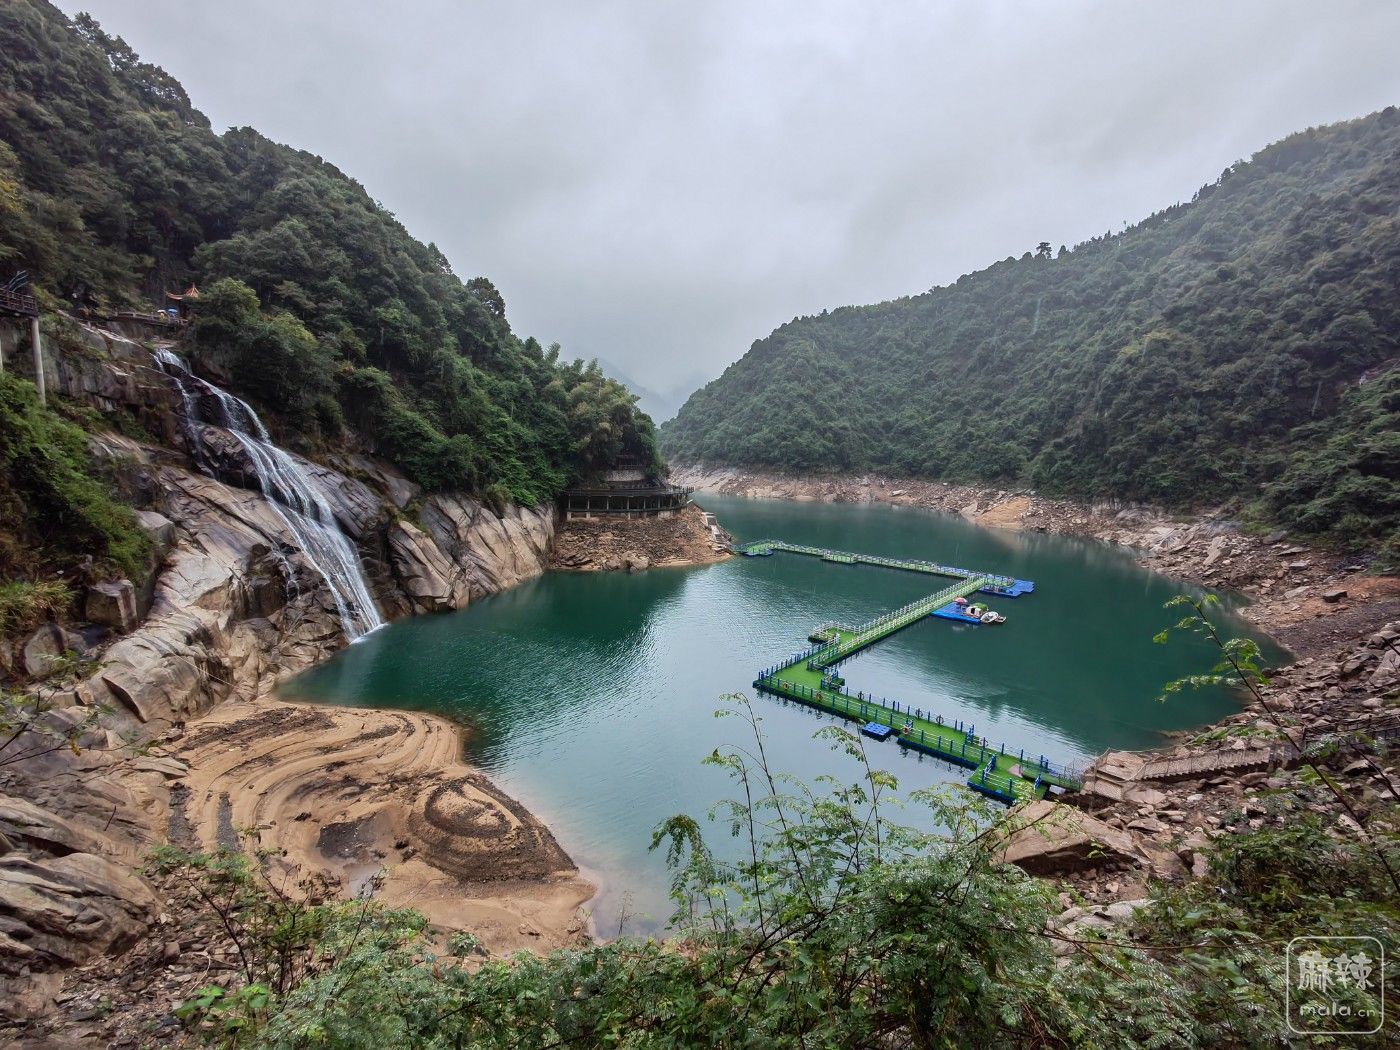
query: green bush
0 373 150 578
1208 815 1391 914
1264 370 1400 553
194 278 338 428
0 578 71 637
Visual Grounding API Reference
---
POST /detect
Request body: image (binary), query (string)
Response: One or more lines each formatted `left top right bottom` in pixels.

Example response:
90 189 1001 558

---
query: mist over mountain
662 109 1400 556
594 358 709 424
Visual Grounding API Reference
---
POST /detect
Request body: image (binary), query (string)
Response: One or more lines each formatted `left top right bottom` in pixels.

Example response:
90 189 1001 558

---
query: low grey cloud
60 0 1400 417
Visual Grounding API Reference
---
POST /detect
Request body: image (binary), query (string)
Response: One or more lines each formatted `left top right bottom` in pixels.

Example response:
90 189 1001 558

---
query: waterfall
154 348 384 641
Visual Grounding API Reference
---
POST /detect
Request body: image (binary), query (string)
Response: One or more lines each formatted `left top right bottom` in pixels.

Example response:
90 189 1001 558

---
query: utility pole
30 315 44 405
1 275 40 394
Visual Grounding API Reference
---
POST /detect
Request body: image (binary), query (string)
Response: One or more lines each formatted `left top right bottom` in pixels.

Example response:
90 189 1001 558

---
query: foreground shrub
153 696 1400 1048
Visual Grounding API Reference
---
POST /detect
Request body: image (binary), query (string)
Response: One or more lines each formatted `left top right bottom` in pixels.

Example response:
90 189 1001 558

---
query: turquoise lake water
284 495 1279 933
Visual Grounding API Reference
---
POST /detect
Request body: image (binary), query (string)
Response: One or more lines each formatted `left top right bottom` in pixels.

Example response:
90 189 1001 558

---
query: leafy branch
1155 593 1400 899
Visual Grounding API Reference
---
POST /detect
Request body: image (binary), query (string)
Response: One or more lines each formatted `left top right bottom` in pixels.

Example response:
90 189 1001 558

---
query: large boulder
84 579 138 634
996 800 1142 875
19 624 90 678
0 851 158 1020
0 796 108 858
135 509 176 554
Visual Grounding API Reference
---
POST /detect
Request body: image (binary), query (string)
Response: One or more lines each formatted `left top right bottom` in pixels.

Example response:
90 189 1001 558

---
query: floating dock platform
930 602 989 625
742 539 1080 803
737 540 1035 597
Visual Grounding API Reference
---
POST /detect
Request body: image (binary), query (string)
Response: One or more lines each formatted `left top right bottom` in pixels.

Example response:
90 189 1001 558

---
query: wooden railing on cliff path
0 289 38 318
97 308 187 328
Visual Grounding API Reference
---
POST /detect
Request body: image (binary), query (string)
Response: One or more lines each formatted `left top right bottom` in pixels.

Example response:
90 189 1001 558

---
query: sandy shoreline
164 474 1398 956
167 697 594 957
161 506 740 957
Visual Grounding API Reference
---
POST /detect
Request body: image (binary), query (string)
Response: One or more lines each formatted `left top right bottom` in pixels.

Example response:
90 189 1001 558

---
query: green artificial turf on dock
743 540 1080 803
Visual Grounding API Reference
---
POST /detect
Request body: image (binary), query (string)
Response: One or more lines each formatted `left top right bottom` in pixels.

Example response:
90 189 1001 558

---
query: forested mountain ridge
0 0 657 507
661 108 1400 556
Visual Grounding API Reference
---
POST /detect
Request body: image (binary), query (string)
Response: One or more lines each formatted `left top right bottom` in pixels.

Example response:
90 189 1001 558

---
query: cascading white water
154 348 207 469
154 348 384 640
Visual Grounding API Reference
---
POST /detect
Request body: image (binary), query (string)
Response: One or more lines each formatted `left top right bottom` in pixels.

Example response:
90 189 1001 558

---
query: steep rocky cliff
0 320 561 1018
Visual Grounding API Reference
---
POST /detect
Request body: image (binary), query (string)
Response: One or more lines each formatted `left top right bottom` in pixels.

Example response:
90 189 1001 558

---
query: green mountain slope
661 109 1400 554
0 1 656 505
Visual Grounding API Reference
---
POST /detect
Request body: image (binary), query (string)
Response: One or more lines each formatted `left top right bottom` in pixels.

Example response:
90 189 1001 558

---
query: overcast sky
60 0 1400 417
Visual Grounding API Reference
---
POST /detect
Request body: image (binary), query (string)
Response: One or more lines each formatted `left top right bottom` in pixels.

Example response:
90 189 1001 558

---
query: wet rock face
149 401 557 625
72 437 555 730
245 546 293 619
21 333 557 715
2 330 567 1020
194 424 255 481
301 461 388 541
386 518 467 613
50 328 181 446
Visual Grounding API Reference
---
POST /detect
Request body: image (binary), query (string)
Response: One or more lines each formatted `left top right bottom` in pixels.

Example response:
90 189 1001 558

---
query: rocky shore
549 503 732 573
673 465 1400 926
5 344 1395 1042
0 323 578 1041
672 465 1399 655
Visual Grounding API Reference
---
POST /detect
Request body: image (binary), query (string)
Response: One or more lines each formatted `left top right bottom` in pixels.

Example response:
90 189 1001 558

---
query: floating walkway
802 577 991 669
742 540 1081 803
737 540 1036 597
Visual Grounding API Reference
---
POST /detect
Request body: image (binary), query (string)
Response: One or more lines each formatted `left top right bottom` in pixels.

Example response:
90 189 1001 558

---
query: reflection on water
284 495 1281 933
